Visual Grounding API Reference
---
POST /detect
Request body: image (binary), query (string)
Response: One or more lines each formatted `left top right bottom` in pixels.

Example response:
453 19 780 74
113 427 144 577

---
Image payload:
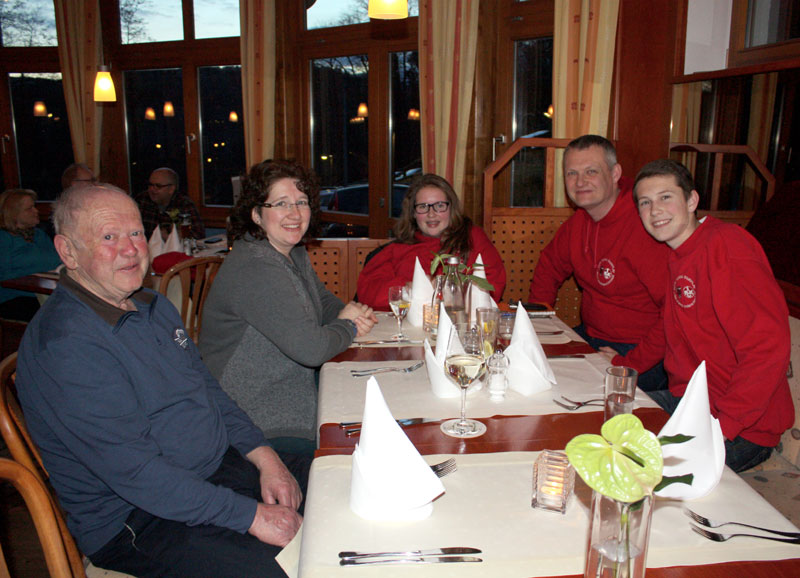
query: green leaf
658 434 695 446
469 276 495 292
654 473 694 493
565 414 663 503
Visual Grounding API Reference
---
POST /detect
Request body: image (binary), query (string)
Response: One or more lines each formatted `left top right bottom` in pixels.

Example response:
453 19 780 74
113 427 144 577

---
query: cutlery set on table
338 547 482 566
685 508 800 544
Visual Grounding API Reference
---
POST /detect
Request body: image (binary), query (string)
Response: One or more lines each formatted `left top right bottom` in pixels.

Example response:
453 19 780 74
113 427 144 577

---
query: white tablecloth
317 354 659 428
278 452 800 578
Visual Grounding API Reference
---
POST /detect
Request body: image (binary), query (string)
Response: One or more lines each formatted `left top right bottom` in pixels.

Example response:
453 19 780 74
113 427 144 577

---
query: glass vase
584 492 653 578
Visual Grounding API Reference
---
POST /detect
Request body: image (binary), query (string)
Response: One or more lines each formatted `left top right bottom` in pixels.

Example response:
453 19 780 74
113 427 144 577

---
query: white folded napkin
503 302 556 395
350 378 445 520
656 361 725 500
164 224 183 253
425 302 462 398
147 227 165 262
467 254 498 324
407 257 433 327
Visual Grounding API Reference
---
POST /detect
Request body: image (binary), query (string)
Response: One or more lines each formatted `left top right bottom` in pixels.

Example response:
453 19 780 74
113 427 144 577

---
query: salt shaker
487 349 509 401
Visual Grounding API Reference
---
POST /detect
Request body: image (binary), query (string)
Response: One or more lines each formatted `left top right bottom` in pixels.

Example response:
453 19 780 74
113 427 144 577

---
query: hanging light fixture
368 0 408 19
33 101 47 117
407 108 420 120
163 101 175 117
229 111 239 122
543 104 554 119
93 65 116 102
357 102 368 118
144 107 156 120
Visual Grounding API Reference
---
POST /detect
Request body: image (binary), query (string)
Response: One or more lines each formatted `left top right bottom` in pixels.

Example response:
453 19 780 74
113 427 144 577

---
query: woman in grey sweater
200 160 376 454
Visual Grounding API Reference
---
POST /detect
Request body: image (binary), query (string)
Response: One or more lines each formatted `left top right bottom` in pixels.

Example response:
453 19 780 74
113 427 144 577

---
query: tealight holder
531 450 575 514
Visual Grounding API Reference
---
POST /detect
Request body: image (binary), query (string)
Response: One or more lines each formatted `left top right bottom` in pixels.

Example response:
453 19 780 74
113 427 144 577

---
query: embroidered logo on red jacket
673 275 696 308
596 258 615 286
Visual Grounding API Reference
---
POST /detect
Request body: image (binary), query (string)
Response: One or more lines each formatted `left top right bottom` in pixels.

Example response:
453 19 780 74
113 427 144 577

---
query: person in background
201 160 377 457
634 159 792 472
61 162 96 190
0 189 62 321
356 173 506 309
136 167 205 241
528 135 669 391
16 183 305 577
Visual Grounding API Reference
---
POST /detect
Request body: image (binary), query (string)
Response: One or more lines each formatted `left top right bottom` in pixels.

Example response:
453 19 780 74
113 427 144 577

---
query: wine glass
388 285 410 339
440 323 488 438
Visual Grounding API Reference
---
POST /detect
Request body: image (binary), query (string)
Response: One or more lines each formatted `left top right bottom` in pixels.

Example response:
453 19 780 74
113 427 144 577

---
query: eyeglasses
414 201 450 214
148 182 173 189
261 199 311 211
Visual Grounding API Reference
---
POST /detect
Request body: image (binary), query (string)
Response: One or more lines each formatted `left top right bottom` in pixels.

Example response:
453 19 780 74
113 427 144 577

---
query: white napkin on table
147 227 165 262
407 257 433 327
164 224 183 253
467 254 498 324
656 361 725 500
425 302 463 398
349 378 445 521
503 302 556 395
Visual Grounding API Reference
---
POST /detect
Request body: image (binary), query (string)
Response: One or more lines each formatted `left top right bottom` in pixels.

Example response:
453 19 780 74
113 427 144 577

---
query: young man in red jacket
634 158 793 472
529 135 669 391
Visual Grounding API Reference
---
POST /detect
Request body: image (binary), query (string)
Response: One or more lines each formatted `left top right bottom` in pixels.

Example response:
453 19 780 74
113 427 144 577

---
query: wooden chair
0 458 73 577
0 353 132 578
157 255 224 342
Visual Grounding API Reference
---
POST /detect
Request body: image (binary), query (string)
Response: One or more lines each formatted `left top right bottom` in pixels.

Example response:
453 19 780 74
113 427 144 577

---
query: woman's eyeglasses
413 201 450 214
261 200 311 211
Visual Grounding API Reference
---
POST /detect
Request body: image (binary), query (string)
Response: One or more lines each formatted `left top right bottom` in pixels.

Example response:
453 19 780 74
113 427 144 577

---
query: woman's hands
339 301 378 337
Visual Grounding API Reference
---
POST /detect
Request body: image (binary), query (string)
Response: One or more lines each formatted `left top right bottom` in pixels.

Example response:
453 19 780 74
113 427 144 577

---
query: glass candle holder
531 450 575 514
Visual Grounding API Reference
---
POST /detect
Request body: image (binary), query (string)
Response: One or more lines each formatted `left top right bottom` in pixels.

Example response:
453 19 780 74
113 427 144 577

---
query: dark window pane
198 66 245 206
120 0 182 44
195 0 240 39
8 73 74 200
511 37 553 207
311 54 369 210
390 50 420 218
124 68 186 198
0 0 57 47
746 0 800 47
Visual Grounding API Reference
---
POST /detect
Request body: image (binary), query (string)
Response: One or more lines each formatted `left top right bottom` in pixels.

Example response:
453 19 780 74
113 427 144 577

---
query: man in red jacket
634 159 793 472
529 135 669 390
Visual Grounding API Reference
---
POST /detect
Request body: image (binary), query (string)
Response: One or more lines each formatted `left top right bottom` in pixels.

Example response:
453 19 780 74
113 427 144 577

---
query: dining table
282 313 800 577
0 271 59 295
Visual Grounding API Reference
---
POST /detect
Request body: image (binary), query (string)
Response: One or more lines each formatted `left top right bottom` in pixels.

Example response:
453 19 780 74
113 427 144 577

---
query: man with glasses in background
137 167 205 242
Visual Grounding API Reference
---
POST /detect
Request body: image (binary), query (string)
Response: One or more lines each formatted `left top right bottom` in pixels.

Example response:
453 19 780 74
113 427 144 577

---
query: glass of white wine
440 323 488 438
388 285 411 339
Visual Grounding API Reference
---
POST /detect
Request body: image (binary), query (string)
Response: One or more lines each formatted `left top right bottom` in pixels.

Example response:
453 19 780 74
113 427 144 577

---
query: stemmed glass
440 323 488 438
388 285 411 339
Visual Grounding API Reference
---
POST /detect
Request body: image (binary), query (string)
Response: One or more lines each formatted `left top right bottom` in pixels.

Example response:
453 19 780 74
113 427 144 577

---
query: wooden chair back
0 458 74 577
157 256 224 342
0 352 86 577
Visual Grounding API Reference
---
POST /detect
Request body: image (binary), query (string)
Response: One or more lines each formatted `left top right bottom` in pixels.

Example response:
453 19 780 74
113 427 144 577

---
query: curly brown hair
393 173 472 260
228 159 321 242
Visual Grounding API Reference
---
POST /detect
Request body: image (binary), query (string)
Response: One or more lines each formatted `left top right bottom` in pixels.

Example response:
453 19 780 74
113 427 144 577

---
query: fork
351 361 425 377
553 397 604 410
690 523 800 544
685 508 800 538
430 458 457 478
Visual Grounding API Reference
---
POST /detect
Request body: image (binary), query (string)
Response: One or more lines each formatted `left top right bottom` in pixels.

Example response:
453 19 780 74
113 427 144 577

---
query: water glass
475 307 499 355
422 303 439 336
497 312 515 351
604 366 638 421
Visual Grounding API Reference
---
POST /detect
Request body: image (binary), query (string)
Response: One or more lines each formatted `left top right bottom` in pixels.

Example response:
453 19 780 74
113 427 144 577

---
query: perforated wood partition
307 239 391 302
490 208 582 327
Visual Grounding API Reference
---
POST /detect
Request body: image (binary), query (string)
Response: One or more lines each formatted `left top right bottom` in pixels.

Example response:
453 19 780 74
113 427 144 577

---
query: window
120 0 183 44
0 0 57 47
307 0 419 31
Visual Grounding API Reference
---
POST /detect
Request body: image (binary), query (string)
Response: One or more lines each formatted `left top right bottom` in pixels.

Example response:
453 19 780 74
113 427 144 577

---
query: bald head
61 163 96 190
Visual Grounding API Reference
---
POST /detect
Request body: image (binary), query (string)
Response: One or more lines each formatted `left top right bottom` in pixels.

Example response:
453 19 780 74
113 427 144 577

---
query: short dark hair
151 167 179 191
564 135 617 169
634 159 695 201
228 159 320 242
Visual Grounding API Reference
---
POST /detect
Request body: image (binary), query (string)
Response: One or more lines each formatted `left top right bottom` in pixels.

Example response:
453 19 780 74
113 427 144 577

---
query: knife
339 418 426 428
340 556 482 566
339 547 481 560
344 418 437 436
547 354 586 359
353 339 423 346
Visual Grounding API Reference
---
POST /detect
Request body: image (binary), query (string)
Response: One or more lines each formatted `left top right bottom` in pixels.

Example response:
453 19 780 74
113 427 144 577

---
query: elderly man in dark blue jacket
16 183 305 578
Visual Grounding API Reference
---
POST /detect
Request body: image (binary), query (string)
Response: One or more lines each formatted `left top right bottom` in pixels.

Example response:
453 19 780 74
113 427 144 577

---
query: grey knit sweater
199 236 354 441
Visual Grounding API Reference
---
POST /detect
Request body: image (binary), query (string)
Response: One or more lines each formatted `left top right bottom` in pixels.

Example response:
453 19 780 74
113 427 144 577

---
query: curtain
744 73 777 208
669 82 702 174
552 0 620 206
240 0 277 167
418 0 480 199
54 0 103 177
